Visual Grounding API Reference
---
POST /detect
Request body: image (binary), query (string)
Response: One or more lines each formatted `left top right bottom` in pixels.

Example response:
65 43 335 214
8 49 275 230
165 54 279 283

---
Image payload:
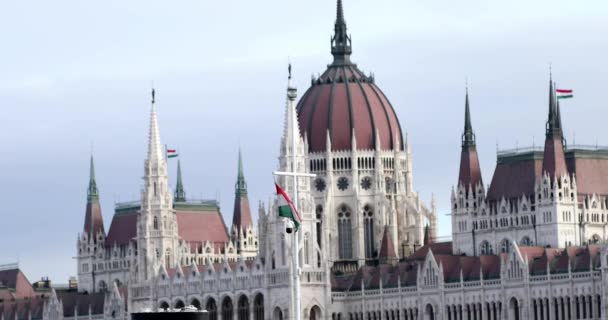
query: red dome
296 0 403 152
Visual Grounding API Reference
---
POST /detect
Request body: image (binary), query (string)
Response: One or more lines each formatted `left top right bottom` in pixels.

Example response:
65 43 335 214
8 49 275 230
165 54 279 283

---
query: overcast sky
0 0 606 283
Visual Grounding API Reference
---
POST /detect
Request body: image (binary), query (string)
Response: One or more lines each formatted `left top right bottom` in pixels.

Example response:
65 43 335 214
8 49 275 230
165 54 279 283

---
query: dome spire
331 0 352 65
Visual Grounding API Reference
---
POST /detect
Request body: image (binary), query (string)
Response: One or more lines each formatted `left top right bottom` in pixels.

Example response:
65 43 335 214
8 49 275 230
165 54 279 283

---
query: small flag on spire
556 88 573 100
167 148 178 158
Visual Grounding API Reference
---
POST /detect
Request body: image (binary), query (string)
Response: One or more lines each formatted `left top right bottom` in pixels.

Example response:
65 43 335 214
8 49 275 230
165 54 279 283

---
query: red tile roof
378 226 397 263
542 137 568 178
56 291 106 317
0 269 35 299
566 155 608 196
83 200 105 236
176 210 230 251
458 146 482 189
231 196 252 232
104 203 230 250
297 65 403 152
0 296 45 320
105 211 138 248
487 153 543 201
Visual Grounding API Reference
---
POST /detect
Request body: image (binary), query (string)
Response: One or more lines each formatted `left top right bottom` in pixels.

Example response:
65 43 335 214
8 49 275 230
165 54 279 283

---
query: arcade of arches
161 294 265 320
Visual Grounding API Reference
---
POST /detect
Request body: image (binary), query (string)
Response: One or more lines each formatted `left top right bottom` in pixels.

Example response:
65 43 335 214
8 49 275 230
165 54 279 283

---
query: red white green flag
556 89 573 100
275 183 301 231
167 148 179 158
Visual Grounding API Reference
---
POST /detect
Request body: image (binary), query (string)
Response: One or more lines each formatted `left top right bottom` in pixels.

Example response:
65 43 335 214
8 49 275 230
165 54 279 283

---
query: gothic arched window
479 241 493 255
206 298 217 320
500 239 511 253
253 294 264 320
237 295 249 320
363 205 374 259
98 280 108 292
153 216 158 230
222 297 234 320
337 205 353 259
520 236 532 246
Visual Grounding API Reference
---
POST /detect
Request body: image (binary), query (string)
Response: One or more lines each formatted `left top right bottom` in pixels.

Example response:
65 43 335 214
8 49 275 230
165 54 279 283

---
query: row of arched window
160 294 264 320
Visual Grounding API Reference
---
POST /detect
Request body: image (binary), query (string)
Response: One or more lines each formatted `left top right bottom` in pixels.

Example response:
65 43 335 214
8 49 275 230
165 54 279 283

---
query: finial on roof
236 148 247 195
462 87 475 147
87 155 98 201
423 224 432 246
151 88 155 105
287 63 298 101
331 0 352 65
174 160 186 202
546 75 562 138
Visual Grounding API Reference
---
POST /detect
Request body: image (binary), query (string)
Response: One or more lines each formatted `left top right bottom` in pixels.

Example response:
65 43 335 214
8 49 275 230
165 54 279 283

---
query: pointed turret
174 160 186 202
378 225 398 265
542 77 568 178
423 224 432 246
87 156 98 201
232 149 253 232
457 88 483 190
331 0 353 65
147 88 164 163
83 155 104 236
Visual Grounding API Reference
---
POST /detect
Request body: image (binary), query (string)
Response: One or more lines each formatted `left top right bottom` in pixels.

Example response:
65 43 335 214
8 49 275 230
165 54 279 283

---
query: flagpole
291 83 302 320
273 66 316 320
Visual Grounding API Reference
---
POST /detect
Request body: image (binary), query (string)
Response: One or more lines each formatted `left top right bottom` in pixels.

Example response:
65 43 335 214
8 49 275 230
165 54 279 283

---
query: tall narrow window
363 205 374 259
165 249 171 269
153 216 158 230
316 205 323 249
338 205 353 259
304 234 310 265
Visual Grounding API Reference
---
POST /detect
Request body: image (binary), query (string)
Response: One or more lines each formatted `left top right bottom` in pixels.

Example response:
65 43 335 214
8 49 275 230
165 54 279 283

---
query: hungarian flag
556 89 573 100
167 148 178 158
275 183 301 231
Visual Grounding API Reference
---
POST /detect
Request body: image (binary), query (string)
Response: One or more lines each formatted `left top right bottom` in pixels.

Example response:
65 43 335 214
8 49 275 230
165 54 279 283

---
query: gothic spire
174 160 186 202
236 148 247 195
545 77 563 138
83 155 104 236
423 224 432 246
462 88 475 147
378 225 398 265
458 88 483 189
87 155 98 201
331 0 353 65
147 88 164 163
232 149 252 233
542 77 568 178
